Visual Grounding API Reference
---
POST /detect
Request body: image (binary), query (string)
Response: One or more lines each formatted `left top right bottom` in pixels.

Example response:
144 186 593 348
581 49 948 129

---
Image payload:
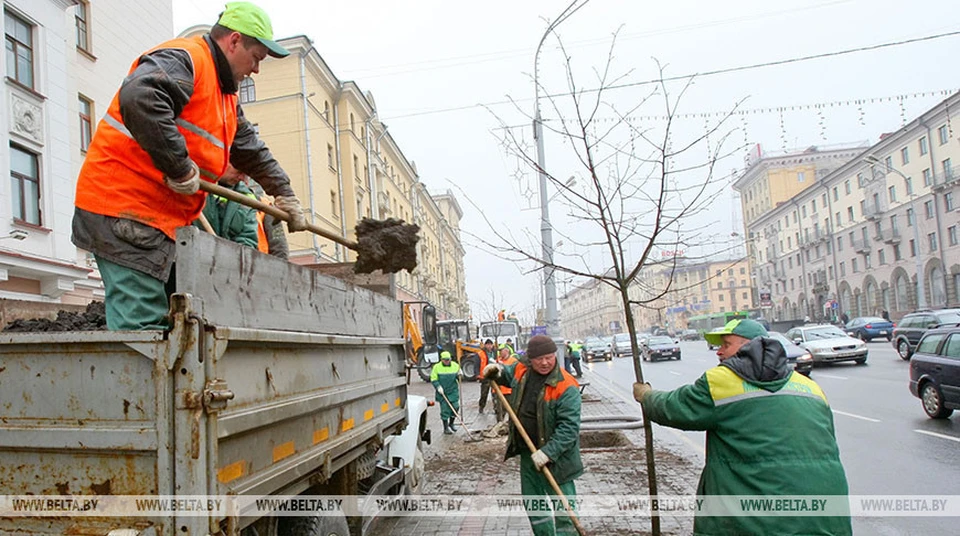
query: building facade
0 0 172 305
178 29 469 320
744 92 960 321
559 277 624 339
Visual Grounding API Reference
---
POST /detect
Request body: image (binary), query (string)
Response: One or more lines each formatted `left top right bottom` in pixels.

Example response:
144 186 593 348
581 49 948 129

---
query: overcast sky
173 0 959 325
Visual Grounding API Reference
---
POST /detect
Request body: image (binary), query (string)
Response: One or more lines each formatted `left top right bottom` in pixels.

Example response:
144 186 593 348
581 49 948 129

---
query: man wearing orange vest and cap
72 2 306 330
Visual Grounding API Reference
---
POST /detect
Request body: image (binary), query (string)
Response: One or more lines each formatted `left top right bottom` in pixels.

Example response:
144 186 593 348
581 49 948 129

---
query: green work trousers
519 451 578 536
96 255 174 331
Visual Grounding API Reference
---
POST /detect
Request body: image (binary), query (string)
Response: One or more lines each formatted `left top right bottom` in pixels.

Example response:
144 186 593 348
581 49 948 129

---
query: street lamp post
864 155 926 309
533 0 587 338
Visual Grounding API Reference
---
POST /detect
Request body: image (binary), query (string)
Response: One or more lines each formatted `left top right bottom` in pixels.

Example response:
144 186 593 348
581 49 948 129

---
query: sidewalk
371 366 702 535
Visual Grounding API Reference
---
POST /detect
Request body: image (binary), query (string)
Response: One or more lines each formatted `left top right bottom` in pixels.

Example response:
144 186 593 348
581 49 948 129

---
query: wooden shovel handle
198 180 358 251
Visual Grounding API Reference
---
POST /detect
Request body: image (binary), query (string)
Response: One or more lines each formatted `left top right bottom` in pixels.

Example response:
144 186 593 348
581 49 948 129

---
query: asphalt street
580 339 960 536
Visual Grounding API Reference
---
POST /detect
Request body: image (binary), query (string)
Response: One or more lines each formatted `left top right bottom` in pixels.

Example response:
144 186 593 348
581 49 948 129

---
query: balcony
880 228 902 245
853 238 871 254
932 170 959 191
773 267 787 282
863 204 885 221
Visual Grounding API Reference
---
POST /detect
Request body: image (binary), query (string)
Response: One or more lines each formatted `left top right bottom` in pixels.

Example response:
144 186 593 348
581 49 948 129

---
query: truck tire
416 348 432 382
277 513 350 536
460 353 481 381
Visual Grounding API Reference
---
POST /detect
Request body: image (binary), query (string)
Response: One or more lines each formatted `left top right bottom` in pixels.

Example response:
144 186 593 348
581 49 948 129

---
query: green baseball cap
704 319 768 347
217 2 290 58
440 351 452 360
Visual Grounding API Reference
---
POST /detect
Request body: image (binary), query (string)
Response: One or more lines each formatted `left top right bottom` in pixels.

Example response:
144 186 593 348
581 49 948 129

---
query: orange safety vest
75 36 238 239
512 361 579 402
498 355 518 395
255 208 269 254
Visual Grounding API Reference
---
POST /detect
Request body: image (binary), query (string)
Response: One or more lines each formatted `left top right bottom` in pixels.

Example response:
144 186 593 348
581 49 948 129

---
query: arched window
895 276 908 311
239 78 255 104
841 288 852 316
866 282 877 314
931 267 947 306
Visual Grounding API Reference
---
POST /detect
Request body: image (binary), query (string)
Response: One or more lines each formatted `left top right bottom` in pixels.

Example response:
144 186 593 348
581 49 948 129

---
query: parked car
785 324 867 365
679 329 700 341
641 335 681 362
892 309 960 360
582 337 613 362
908 326 960 419
613 333 633 358
844 316 894 342
767 331 813 376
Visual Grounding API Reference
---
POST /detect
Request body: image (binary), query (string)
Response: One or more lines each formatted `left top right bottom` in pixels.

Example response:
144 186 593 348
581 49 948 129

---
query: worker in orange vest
72 2 307 330
492 345 519 422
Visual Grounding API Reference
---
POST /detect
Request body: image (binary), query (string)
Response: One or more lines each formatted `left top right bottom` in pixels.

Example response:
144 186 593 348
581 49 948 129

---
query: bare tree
464 30 745 535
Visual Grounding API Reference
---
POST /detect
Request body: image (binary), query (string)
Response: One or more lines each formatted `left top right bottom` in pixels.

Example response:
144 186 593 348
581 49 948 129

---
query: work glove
482 364 501 380
274 195 309 232
437 386 444 395
633 382 652 403
165 160 200 195
531 449 550 470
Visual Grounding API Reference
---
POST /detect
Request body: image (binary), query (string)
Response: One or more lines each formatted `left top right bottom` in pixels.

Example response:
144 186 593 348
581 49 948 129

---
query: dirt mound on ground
3 301 107 332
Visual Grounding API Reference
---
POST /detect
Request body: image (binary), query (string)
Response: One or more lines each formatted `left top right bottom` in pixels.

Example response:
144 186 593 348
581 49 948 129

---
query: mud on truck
0 228 430 536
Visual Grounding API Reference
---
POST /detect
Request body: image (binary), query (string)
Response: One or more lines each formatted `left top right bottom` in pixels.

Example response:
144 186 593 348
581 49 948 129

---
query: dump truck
0 227 430 536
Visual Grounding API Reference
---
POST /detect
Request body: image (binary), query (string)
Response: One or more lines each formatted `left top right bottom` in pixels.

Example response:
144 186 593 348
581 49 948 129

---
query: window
844 180 851 195
719 294 724 302
742 292 748 299
836 237 843 252
239 78 255 103
323 101 330 122
891 214 899 232
353 155 359 179
910 239 916 256
885 155 894 170
839 261 845 277
822 193 827 207
717 282 723 289
349 113 355 132
852 258 859 272
740 267 745 275
939 124 949 145
878 249 886 265
946 192 955 212
801 205 807 218
327 144 334 169
943 158 953 179
835 211 842 227
798 171 805 183
856 172 864 187
75 1 90 52
10 145 40 225
944 335 960 359
901 147 909 165
918 333 946 355
893 244 902 260
929 232 938 252
5 11 34 88
949 225 957 246
864 253 871 269
919 136 929 156
925 200 934 220
847 206 854 221
740 279 746 286
888 185 897 203
78 95 93 152
833 186 839 201
907 208 915 226
330 190 338 218
922 169 931 187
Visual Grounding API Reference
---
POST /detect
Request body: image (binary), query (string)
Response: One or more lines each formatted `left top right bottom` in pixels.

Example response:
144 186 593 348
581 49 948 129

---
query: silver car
785 324 868 365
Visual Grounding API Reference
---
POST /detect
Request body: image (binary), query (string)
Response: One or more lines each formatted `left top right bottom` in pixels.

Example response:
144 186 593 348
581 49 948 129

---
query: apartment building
746 92 960 321
559 277 624 339
0 0 172 306
177 28 469 320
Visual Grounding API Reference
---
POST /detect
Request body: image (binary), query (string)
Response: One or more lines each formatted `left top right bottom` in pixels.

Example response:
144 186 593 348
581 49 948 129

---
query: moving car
641 335 681 362
767 331 813 376
613 332 633 358
785 324 867 365
582 337 613 362
844 316 894 342
679 328 700 341
892 308 960 360
908 326 960 419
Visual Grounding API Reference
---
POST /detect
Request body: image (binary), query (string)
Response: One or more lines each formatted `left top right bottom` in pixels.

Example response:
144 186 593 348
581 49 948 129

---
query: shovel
198 180 420 274
492 384 587 536
437 385 483 443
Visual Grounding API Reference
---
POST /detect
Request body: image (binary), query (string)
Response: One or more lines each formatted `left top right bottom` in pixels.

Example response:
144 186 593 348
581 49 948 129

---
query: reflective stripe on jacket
75 36 238 239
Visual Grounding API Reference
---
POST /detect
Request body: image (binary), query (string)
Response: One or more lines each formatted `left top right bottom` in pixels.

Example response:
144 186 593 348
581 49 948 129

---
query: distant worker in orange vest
492 345 519 422
498 309 506 321
72 2 307 330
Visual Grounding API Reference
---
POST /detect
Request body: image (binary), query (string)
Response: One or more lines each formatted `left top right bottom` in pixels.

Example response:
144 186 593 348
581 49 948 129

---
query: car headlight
796 353 813 363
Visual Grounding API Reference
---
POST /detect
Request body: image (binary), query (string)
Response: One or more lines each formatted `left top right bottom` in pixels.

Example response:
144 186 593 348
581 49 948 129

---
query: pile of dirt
353 218 420 274
580 430 632 449
3 301 107 332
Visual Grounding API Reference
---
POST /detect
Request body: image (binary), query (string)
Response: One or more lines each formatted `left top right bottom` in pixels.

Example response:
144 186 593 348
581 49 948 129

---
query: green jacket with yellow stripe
496 359 583 485
642 337 852 536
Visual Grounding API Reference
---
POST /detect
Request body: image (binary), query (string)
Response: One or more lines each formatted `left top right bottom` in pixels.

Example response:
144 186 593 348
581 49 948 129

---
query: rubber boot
448 417 458 432
443 420 452 435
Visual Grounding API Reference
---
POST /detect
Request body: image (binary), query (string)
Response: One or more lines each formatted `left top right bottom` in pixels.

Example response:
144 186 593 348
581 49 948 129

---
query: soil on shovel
353 217 420 274
3 301 107 332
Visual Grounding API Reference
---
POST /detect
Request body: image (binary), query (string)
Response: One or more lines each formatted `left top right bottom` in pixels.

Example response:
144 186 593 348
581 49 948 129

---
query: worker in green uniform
431 351 461 435
193 166 259 248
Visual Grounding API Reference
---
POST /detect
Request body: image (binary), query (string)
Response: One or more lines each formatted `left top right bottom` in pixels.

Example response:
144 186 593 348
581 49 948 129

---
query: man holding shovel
72 2 307 330
484 335 583 536
430 351 461 435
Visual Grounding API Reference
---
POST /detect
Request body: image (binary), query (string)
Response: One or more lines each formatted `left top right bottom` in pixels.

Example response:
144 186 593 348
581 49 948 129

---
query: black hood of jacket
720 337 789 386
